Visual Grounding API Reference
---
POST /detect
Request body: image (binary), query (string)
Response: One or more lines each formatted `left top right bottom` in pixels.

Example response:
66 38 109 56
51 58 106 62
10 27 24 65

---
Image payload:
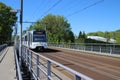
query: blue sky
0 0 120 35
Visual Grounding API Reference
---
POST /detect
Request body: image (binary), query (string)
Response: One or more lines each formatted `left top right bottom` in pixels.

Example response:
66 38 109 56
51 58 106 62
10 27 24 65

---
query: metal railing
14 46 23 80
0 44 7 56
22 45 93 80
0 44 7 52
48 43 120 56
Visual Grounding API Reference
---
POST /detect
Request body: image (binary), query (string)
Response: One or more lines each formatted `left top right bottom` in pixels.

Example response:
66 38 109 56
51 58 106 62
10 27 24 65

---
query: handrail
14 47 23 80
48 43 120 56
22 45 93 80
0 44 7 52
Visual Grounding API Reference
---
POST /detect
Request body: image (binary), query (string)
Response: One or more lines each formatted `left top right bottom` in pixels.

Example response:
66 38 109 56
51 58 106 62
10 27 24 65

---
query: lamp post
19 0 23 66
10 0 23 66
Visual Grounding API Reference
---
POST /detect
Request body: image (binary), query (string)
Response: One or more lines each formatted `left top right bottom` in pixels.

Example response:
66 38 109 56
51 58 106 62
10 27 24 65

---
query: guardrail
0 44 8 63
22 45 93 80
48 43 120 56
0 44 7 52
14 46 23 80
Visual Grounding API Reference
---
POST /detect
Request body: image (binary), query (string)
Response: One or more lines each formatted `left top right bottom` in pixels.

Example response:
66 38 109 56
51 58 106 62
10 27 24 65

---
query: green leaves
28 14 75 43
87 30 120 43
0 2 17 44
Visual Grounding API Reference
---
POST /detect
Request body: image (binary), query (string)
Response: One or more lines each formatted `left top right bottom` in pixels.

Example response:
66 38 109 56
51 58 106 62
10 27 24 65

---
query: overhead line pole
19 0 23 66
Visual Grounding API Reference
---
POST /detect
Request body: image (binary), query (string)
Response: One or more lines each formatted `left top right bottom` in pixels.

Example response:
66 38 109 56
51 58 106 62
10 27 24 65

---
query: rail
0 44 7 52
22 45 93 80
0 44 7 56
48 43 120 56
14 46 23 80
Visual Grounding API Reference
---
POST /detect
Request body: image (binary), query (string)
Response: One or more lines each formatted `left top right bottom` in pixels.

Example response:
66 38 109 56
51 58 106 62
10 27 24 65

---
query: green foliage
78 31 82 38
28 14 75 43
75 38 85 43
0 2 17 44
114 30 120 43
87 30 120 43
76 31 86 43
87 31 104 36
78 31 86 39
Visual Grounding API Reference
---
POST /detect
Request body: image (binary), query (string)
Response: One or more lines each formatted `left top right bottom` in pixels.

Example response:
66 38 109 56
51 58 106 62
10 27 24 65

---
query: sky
0 0 120 35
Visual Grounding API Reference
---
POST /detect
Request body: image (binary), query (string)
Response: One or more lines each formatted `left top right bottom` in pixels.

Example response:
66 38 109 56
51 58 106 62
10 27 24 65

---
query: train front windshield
33 31 47 42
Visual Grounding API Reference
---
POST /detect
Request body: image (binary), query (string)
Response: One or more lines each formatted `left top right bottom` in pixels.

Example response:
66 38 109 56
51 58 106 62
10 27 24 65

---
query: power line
19 0 104 26
53 0 84 14
40 0 62 18
30 0 48 20
66 0 104 17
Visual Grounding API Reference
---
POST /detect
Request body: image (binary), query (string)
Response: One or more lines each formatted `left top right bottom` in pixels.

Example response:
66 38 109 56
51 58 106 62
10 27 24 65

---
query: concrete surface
0 46 17 80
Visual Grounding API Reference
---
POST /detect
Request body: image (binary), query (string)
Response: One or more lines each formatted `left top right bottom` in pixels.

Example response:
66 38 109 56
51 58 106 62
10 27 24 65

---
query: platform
0 46 16 80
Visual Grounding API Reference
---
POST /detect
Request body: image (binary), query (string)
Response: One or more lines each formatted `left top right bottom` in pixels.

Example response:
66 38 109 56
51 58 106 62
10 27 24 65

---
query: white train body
22 30 47 50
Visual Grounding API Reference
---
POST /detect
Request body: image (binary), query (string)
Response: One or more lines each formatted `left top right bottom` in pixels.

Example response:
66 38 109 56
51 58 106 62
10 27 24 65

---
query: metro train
22 30 47 51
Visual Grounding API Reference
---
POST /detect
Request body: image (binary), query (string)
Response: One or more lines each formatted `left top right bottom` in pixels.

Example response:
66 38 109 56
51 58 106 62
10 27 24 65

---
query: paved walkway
0 46 16 80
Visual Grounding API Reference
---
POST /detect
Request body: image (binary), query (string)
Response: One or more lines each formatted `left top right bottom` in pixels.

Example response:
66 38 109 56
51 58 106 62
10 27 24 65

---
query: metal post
110 46 112 54
75 75 81 80
26 49 28 66
30 52 32 71
84 45 86 51
19 0 23 67
91 45 93 52
36 55 40 80
99 46 101 53
47 60 51 80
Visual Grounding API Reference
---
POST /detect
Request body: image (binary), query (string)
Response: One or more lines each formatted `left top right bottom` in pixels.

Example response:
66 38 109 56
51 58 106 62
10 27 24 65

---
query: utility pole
19 0 23 66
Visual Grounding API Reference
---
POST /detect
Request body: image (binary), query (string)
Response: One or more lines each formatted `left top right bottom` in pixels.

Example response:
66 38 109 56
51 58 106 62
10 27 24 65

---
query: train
22 30 48 51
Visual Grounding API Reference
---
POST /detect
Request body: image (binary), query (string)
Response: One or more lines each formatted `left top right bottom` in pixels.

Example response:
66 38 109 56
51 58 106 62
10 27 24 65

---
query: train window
33 34 46 42
33 30 47 42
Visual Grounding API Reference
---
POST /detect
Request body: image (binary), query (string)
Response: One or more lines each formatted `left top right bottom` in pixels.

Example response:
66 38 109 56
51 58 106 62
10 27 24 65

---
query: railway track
41 47 120 80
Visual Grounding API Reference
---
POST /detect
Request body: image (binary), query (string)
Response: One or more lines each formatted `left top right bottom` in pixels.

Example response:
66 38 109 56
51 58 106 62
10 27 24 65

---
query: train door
30 33 32 45
27 32 30 47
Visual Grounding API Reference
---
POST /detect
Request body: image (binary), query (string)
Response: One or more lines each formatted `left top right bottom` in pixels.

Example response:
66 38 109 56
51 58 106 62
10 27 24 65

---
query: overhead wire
21 0 104 24
52 0 84 14
40 0 62 18
66 0 104 17
28 0 47 21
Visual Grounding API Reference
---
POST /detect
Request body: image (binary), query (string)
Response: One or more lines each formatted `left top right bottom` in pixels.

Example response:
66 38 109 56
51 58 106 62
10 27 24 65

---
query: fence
0 44 7 56
0 44 7 52
14 46 23 80
48 43 120 55
22 45 93 80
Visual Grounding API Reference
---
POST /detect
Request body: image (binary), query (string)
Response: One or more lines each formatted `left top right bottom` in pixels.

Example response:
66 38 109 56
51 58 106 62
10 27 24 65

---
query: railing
0 44 7 52
48 43 120 56
0 44 7 56
14 46 23 80
22 45 93 80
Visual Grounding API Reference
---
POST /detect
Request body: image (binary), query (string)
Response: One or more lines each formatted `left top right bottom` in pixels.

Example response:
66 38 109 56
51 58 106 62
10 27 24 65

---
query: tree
28 14 74 43
63 30 75 43
87 30 120 43
78 31 82 38
76 31 86 43
82 31 87 39
78 31 86 39
104 31 110 42
0 2 17 44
